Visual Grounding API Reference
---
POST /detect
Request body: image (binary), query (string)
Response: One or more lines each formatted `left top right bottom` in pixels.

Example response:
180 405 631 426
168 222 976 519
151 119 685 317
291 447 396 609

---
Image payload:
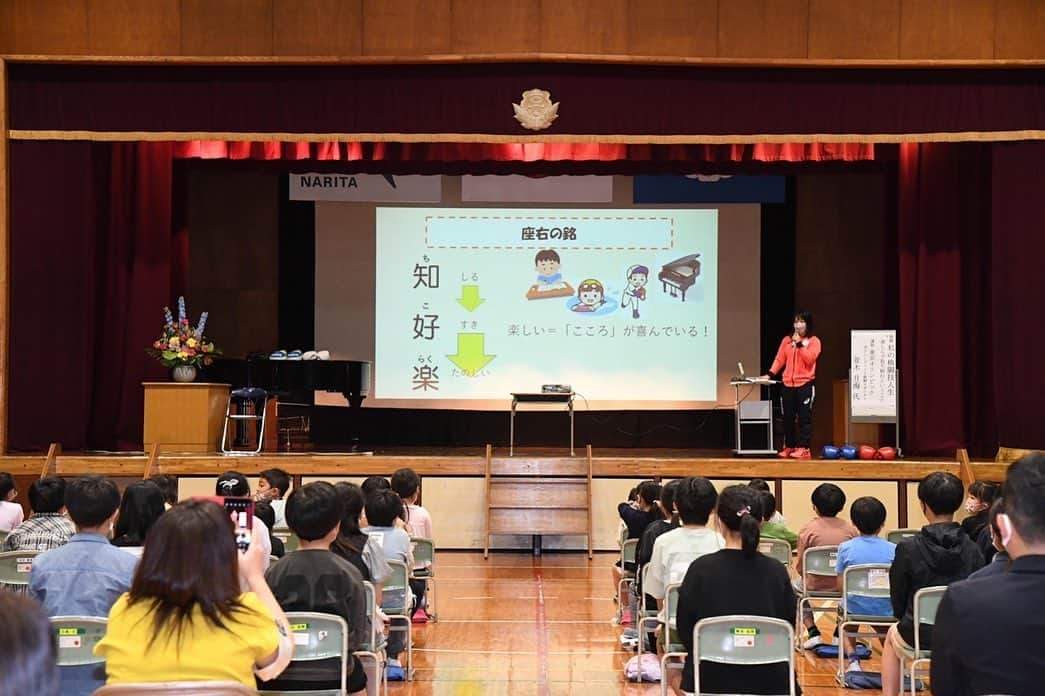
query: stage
1 445 1004 551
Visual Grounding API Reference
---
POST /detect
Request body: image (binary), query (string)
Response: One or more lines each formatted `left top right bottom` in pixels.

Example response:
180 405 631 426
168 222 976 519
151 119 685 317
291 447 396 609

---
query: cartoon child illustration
526 249 574 300
571 278 607 313
621 264 649 319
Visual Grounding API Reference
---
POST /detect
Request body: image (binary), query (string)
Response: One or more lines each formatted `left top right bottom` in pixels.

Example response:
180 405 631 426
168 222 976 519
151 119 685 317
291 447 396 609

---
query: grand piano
204 356 372 451
657 253 701 302
205 355 371 407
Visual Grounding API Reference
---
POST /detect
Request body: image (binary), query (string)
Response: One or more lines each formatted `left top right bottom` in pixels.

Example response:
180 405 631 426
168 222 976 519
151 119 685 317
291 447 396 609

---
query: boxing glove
877 446 897 460
822 445 840 460
841 445 858 460
859 445 877 460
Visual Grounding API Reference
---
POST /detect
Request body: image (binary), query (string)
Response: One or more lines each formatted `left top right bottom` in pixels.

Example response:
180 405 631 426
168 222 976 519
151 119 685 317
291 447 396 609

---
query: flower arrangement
147 296 220 368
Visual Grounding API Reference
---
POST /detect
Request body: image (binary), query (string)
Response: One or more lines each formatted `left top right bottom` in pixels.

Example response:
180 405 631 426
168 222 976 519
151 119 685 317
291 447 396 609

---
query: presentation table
509 392 575 456
729 378 778 456
143 382 229 453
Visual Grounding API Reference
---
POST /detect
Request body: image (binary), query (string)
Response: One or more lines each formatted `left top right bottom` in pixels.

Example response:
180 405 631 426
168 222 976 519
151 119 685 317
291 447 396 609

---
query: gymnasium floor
389 551 905 695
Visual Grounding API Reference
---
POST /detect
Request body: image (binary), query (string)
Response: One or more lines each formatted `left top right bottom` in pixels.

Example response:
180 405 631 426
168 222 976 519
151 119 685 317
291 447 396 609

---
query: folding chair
895 585 946 696
759 538 793 567
886 528 920 545
410 536 437 621
354 580 388 696
271 530 300 554
258 611 348 696
0 549 40 593
384 559 414 680
693 615 796 696
835 563 897 683
616 538 639 622
659 583 688 696
795 545 841 650
51 615 108 696
635 564 660 662
94 683 257 695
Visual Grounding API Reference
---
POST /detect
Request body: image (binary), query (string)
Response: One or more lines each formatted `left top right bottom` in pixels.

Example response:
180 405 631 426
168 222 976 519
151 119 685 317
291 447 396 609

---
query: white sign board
289 174 441 202
850 330 898 420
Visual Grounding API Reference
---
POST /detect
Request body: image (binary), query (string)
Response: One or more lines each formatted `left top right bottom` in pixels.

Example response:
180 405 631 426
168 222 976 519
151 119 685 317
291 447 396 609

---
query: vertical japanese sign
850 329 897 419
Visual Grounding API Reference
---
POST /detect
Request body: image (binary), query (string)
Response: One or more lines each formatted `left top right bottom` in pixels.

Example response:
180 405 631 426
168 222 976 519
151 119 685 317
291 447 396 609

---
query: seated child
362 489 414 681
254 502 284 558
623 479 680 650
2 477 75 552
959 479 1000 544
613 480 662 621
264 482 367 695
0 472 25 532
390 468 433 619
797 483 858 648
255 468 291 529
757 491 798 550
645 477 723 604
749 478 786 525
835 496 896 673
880 472 984 695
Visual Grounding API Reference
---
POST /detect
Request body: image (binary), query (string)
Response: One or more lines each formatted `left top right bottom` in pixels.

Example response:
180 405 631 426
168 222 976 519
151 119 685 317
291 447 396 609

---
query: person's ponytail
716 485 763 558
739 511 761 558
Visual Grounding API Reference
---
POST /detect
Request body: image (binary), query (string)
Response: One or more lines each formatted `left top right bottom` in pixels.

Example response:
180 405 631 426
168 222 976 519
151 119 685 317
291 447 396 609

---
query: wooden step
488 508 588 535
489 458 588 477
489 480 587 508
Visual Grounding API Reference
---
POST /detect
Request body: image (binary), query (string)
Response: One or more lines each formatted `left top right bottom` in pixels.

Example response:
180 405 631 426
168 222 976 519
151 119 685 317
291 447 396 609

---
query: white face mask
964 497 984 513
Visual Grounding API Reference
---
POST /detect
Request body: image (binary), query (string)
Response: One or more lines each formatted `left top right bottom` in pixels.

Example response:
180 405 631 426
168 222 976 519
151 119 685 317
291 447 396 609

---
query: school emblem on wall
513 89 560 131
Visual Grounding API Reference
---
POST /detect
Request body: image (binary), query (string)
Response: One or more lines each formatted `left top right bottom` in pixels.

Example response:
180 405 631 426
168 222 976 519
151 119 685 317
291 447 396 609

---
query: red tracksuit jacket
769 335 821 387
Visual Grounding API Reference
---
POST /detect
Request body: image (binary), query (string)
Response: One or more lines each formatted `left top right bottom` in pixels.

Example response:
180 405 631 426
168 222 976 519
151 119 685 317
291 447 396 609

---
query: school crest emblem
513 89 559 131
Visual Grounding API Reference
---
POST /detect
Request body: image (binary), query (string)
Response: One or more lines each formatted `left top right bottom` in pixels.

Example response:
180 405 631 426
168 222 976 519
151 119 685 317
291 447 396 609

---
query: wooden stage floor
389 550 908 695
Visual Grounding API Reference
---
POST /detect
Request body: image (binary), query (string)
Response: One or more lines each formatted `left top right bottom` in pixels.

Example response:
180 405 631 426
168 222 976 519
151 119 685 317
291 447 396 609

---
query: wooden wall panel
899 0 995 59
87 0 180 56
179 0 274 56
538 0 629 55
626 0 718 57
718 0 809 59
994 0 1045 59
808 0 900 59
10 0 89 55
0 3 17 55
361 0 451 56
272 0 362 56
450 0 540 55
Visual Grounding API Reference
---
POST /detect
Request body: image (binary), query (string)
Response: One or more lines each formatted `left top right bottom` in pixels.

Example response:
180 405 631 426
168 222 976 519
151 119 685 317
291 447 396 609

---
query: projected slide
374 208 718 402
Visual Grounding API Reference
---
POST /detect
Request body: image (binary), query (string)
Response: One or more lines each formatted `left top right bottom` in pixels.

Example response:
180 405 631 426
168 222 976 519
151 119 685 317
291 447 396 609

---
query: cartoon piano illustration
657 253 701 302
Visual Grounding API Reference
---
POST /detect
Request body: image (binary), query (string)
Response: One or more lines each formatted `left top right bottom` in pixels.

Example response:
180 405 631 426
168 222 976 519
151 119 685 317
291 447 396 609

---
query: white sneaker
802 634 825 650
846 660 863 673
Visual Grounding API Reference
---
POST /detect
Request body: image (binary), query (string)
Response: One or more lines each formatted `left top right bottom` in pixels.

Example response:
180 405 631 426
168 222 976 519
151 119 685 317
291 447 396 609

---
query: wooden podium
143 382 229 453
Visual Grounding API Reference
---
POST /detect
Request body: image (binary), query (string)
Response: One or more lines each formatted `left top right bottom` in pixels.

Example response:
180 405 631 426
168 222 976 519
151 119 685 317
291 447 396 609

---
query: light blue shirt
836 535 896 616
29 533 138 617
361 525 411 611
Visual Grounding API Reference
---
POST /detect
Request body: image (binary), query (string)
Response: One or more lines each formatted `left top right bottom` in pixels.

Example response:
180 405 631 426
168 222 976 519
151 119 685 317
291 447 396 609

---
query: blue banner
633 175 786 204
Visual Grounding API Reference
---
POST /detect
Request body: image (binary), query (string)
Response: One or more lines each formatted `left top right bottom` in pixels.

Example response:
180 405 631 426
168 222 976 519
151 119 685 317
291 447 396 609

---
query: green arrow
457 285 485 312
447 333 495 377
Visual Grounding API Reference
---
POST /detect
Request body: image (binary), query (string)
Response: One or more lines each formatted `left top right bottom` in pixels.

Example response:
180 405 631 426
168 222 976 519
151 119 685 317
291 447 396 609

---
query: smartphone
196 496 253 551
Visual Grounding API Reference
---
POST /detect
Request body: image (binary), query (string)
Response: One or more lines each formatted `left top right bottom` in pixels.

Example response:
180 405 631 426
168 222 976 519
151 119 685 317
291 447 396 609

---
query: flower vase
171 364 198 383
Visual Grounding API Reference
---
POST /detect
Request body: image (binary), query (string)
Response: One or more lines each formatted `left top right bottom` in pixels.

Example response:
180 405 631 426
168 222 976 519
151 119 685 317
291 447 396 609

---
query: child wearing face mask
960 480 1000 542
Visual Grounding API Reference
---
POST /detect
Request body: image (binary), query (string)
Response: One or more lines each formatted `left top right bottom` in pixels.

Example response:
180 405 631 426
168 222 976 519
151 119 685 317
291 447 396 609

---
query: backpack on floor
844 671 925 691
811 643 872 659
623 653 661 682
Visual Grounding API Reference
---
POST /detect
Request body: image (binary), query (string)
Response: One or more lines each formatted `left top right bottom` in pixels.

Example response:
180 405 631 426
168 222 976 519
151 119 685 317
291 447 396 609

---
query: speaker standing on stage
762 311 821 460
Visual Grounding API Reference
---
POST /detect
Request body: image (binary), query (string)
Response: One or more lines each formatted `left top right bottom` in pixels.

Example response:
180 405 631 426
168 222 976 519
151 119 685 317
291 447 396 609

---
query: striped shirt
2 513 75 552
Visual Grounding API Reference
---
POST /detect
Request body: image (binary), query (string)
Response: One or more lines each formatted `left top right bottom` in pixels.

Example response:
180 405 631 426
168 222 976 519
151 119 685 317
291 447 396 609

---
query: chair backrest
360 580 380 651
802 545 839 579
384 559 410 611
94 682 258 695
662 583 683 651
912 585 947 652
759 538 792 566
621 538 638 566
50 616 107 666
259 612 347 696
841 563 892 618
411 537 435 569
886 528 919 544
693 615 795 696
0 549 41 585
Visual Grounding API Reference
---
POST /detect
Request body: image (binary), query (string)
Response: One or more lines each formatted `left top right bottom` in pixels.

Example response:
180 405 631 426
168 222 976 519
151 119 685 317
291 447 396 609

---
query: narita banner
289 174 442 202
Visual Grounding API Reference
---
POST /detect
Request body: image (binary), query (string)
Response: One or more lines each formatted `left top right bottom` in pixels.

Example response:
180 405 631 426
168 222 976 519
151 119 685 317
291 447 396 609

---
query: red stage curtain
8 142 180 452
897 143 996 456
171 140 873 162
9 64 1045 137
990 142 1045 450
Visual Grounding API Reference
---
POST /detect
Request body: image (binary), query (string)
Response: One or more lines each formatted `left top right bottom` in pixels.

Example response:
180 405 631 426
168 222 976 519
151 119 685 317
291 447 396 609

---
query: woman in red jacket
762 311 821 460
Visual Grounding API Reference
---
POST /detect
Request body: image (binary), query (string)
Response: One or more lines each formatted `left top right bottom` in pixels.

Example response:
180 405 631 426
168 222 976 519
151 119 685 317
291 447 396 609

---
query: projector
541 384 573 394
